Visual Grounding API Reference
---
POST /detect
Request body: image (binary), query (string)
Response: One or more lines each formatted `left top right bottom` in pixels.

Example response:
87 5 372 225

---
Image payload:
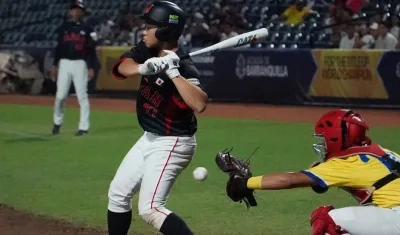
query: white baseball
193 167 208 181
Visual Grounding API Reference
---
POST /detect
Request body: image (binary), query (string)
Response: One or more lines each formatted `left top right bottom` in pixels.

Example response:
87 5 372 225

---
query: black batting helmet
70 0 85 11
136 1 186 41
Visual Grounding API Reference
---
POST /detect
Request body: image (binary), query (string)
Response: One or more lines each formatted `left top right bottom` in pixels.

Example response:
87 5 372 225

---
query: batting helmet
70 0 85 11
136 1 186 41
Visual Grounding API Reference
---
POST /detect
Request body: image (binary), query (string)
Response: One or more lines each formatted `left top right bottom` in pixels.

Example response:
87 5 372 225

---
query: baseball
193 167 208 181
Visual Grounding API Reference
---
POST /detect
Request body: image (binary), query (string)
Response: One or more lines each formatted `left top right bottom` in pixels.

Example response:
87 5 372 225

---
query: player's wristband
247 176 263 189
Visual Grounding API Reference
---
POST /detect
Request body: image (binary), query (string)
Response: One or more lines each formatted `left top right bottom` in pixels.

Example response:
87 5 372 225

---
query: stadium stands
0 0 398 48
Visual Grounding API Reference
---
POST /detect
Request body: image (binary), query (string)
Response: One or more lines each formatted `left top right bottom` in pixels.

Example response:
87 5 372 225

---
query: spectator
129 18 144 46
330 0 367 23
189 12 212 47
390 15 400 39
178 25 193 51
208 21 222 45
369 14 382 25
207 3 222 22
114 10 134 45
354 23 377 49
375 21 398 49
339 23 358 49
278 0 312 25
220 21 238 41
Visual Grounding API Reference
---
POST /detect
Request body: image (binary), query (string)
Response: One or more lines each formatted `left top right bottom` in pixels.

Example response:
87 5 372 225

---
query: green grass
0 104 400 235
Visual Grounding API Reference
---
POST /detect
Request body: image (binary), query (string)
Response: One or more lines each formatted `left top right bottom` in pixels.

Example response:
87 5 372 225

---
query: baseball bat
180 28 269 60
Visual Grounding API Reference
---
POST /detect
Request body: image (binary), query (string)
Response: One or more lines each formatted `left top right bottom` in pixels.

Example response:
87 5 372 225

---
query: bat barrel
179 27 268 60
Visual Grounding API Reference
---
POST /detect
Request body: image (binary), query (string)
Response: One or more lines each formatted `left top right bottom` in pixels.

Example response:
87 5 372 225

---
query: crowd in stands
0 0 399 49
94 0 400 50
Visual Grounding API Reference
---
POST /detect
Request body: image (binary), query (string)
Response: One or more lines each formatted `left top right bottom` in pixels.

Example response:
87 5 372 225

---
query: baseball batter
108 1 208 235
51 0 97 136
217 109 400 235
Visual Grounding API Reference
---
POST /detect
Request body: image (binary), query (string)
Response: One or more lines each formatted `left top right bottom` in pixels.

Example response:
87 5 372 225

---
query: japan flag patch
155 78 164 86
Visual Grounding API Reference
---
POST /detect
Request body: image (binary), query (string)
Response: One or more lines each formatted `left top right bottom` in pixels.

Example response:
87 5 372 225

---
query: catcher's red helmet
313 109 370 161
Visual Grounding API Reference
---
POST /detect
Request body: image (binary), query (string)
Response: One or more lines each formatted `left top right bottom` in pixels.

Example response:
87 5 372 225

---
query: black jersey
53 20 97 69
112 40 205 136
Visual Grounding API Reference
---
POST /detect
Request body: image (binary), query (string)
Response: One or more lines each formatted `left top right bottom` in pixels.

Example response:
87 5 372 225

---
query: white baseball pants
53 59 90 130
328 205 400 235
108 132 196 230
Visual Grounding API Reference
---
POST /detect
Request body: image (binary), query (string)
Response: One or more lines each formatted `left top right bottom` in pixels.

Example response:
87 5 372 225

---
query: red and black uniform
112 40 204 136
53 20 96 69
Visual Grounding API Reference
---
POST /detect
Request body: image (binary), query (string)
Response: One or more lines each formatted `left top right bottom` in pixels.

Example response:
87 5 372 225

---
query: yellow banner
96 46 141 91
309 50 388 99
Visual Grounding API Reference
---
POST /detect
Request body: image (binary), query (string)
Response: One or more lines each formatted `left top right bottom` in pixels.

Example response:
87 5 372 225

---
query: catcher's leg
138 134 196 235
311 205 400 235
310 205 348 235
107 135 147 235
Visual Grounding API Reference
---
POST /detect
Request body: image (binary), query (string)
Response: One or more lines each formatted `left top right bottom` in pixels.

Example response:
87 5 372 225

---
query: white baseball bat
180 28 269 59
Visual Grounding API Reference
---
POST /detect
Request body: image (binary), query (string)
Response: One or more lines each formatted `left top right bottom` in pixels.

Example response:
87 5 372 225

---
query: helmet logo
168 15 179 24
145 4 153 13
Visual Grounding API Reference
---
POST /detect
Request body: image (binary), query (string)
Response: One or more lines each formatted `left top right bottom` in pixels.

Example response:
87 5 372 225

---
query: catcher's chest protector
335 145 400 205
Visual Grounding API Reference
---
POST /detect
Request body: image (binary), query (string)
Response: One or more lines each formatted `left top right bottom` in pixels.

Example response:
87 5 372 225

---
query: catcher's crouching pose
216 109 400 235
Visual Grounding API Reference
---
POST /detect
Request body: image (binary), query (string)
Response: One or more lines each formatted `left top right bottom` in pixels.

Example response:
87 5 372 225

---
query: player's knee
107 183 132 213
55 92 67 100
310 205 347 235
138 208 170 230
76 93 88 101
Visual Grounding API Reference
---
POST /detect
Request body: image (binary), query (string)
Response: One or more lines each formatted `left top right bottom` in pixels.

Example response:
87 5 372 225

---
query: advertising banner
211 49 298 103
189 47 215 91
1 44 400 108
96 46 141 91
309 49 388 99
376 51 400 104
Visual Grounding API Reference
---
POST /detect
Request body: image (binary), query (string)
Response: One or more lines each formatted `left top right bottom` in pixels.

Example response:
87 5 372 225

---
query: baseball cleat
52 124 61 135
75 130 89 136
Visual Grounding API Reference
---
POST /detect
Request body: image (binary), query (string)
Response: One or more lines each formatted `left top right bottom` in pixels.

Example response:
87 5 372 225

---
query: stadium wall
1 45 400 109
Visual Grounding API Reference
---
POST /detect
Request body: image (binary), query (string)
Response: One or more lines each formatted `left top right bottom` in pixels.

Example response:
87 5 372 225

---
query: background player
108 1 208 235
220 109 400 235
51 0 97 136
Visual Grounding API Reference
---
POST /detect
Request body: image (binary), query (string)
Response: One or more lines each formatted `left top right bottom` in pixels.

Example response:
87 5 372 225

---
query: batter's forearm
118 59 141 77
172 76 207 113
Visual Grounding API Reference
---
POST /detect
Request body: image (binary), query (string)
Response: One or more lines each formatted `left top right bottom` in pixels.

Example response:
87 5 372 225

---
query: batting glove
138 57 168 75
163 50 180 79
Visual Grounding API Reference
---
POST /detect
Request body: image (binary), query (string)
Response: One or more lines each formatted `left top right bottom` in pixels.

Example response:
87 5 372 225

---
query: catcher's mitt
215 148 258 208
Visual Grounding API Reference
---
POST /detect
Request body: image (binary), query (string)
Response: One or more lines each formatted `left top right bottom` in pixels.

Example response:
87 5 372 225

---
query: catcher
216 109 400 235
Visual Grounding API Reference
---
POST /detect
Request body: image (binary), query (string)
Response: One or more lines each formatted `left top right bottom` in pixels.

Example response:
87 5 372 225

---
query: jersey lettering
149 91 164 108
75 44 83 51
143 103 157 118
121 41 202 136
140 85 165 119
141 85 151 100
63 32 86 43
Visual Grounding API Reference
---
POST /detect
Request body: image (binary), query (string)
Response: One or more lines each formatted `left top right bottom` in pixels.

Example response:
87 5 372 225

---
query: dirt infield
0 94 399 235
1 94 400 126
0 204 104 235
